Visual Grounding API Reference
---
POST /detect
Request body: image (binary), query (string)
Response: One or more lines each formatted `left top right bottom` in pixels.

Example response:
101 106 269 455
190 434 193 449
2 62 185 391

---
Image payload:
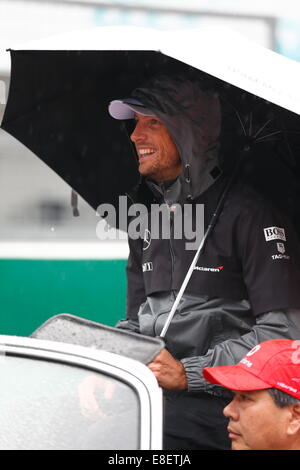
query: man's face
130 113 182 183
223 390 292 450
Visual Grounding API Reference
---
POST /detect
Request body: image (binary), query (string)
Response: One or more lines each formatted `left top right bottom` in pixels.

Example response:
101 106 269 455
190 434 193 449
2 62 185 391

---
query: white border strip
0 241 129 260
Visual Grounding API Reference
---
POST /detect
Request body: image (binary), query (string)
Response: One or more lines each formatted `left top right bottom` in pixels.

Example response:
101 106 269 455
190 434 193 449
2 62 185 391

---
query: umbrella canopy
2 26 300 228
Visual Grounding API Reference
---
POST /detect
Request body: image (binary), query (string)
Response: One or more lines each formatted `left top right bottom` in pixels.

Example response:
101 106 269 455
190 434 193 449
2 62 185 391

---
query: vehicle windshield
0 355 139 450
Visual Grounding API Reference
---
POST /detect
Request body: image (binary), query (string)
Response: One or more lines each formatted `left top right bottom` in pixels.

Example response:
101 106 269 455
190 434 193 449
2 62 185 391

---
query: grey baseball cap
108 98 156 120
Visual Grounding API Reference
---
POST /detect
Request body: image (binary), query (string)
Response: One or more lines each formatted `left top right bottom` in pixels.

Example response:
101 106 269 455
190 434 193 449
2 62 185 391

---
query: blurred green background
0 259 127 336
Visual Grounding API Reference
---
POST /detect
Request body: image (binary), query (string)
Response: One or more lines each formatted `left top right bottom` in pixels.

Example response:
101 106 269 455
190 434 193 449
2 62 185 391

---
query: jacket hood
130 75 222 201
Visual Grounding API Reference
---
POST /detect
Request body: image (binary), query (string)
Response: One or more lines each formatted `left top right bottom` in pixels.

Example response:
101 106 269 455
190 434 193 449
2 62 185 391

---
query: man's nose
130 121 146 143
223 397 239 420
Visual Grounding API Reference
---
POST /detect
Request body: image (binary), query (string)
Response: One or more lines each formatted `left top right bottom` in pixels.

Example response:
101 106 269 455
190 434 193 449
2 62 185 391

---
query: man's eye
150 119 160 125
239 393 252 402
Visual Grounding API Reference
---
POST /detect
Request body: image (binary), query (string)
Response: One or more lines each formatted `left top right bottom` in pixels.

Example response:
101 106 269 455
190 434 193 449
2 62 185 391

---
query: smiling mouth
137 148 156 160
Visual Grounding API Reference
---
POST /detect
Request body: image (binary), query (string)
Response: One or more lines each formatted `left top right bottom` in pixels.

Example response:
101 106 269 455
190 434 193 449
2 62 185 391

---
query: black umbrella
1 26 300 227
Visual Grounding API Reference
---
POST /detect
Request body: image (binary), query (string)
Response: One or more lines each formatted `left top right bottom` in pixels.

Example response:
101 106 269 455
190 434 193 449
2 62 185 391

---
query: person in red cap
203 339 300 450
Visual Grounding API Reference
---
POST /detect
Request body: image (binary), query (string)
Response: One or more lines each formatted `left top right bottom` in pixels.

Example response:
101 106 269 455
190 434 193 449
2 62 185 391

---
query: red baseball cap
203 339 300 400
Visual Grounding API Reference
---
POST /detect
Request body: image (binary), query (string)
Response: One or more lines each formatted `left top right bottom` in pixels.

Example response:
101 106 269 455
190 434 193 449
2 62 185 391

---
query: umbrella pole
159 149 248 339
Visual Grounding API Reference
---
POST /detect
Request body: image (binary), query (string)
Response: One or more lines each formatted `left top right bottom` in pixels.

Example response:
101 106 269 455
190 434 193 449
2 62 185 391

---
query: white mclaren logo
194 266 224 273
264 226 286 242
277 382 297 394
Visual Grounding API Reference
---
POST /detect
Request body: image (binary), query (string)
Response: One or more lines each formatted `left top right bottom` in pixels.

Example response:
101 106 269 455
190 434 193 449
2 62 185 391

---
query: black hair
267 388 300 408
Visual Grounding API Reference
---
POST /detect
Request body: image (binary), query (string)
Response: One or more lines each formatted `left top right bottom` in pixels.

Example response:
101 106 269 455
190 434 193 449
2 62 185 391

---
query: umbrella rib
255 130 283 142
253 119 273 139
249 112 253 137
235 111 247 136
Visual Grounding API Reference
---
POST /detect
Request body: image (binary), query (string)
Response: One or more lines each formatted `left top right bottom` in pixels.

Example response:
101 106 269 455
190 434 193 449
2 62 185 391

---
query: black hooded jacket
117 76 300 394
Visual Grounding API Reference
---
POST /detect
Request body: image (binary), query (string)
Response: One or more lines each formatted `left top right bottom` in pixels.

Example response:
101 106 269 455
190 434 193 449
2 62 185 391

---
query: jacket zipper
152 205 177 337
151 202 176 337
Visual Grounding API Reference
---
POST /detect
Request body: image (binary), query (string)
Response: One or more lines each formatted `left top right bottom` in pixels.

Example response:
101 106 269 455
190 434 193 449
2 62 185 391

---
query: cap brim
108 99 156 120
203 364 271 391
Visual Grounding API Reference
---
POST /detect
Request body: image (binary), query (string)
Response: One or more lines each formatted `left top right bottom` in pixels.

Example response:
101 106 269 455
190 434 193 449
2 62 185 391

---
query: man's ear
287 404 300 436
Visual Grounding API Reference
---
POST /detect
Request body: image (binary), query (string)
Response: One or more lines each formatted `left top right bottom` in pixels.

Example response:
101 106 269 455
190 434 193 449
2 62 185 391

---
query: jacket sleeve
181 309 300 394
181 198 300 392
115 235 146 333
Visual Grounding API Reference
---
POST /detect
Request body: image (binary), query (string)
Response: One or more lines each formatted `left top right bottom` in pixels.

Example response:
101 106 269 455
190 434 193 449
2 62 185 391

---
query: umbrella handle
71 190 80 217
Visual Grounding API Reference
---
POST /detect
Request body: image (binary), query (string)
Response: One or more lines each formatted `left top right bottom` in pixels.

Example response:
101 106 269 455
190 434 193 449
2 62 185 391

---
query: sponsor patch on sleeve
264 226 286 242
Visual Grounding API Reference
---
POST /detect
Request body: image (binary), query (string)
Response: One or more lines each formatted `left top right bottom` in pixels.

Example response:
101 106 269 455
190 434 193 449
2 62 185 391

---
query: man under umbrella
108 75 300 450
